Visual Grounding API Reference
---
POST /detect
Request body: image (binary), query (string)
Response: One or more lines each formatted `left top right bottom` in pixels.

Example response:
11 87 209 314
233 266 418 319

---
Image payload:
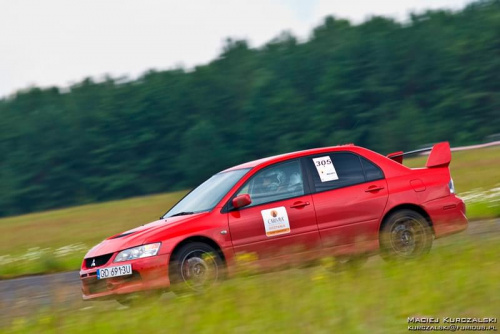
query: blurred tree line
0 0 499 217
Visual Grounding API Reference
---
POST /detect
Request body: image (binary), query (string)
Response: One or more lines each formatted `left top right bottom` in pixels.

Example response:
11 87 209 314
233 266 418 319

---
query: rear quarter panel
352 147 450 212
365 150 466 237
383 167 451 210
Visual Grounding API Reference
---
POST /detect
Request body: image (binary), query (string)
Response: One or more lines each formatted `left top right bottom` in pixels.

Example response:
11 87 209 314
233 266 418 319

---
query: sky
0 0 474 98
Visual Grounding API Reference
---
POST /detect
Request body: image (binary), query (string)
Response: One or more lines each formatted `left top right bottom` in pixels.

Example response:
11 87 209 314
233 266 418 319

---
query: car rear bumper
422 195 468 238
80 253 171 300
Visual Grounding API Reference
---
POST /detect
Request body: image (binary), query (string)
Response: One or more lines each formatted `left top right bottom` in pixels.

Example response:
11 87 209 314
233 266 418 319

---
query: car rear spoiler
387 142 451 168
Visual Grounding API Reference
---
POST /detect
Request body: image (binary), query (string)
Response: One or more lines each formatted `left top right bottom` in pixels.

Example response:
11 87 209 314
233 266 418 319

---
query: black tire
169 242 224 294
379 209 433 261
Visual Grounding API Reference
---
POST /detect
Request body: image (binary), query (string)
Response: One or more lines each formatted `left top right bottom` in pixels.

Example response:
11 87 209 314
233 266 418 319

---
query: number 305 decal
312 156 339 182
315 159 332 167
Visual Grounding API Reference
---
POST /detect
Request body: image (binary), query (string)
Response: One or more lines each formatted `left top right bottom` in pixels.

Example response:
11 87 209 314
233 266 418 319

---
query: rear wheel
379 209 433 261
169 242 223 294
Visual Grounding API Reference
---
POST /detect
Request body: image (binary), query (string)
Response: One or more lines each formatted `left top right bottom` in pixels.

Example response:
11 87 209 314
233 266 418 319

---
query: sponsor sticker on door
312 156 339 182
261 206 291 237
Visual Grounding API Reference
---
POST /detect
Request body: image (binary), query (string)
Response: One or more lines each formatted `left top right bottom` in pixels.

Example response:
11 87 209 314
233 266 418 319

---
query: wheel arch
169 236 226 265
380 204 434 234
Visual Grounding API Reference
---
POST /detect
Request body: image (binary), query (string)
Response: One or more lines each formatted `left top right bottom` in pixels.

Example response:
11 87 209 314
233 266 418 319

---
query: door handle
290 201 310 208
365 186 385 192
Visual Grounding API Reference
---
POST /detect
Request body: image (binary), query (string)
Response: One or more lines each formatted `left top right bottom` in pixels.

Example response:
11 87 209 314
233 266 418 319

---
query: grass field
0 146 498 278
2 237 499 333
0 191 187 278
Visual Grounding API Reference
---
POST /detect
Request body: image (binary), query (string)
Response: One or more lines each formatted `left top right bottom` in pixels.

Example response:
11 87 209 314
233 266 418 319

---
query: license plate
97 264 132 279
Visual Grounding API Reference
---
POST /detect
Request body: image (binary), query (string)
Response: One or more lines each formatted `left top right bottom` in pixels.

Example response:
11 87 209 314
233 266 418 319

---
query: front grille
85 253 113 268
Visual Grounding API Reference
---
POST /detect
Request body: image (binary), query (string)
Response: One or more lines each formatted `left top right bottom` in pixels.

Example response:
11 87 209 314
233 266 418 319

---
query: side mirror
232 194 252 209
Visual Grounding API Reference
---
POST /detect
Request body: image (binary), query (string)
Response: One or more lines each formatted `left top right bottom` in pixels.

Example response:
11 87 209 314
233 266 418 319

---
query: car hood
84 212 208 258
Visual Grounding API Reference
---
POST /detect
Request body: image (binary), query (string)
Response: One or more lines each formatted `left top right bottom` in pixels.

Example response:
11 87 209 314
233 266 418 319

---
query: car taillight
449 178 455 194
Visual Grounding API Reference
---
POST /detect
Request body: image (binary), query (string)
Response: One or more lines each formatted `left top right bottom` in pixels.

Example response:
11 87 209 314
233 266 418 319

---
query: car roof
223 144 358 172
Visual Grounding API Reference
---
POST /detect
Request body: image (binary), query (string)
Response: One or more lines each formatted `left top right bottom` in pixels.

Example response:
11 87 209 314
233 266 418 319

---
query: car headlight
114 243 161 262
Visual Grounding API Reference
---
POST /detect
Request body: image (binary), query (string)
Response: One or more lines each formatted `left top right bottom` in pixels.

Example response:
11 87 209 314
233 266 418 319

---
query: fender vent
110 232 135 239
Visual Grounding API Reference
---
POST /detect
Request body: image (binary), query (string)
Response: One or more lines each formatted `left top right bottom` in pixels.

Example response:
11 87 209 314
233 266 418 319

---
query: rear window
306 152 385 193
307 152 365 192
361 157 384 181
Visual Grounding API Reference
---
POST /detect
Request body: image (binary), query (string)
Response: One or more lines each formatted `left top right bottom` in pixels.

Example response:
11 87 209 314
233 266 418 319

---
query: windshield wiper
169 211 195 217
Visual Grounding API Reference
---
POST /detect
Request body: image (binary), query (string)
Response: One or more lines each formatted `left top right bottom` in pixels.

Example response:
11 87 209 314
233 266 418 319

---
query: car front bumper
80 253 171 300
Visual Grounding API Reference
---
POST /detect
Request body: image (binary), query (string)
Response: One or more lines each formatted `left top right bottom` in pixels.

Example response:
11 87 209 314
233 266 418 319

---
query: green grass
0 191 187 278
0 190 187 253
0 146 499 278
0 147 499 333
466 201 500 220
1 237 499 333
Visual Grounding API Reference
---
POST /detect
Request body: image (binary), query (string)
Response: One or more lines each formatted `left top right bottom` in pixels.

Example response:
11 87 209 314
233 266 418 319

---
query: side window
360 157 384 181
236 160 305 207
307 152 365 192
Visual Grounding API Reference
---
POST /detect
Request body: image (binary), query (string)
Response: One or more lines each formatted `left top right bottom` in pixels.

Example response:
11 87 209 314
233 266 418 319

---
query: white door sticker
261 207 291 237
312 156 339 182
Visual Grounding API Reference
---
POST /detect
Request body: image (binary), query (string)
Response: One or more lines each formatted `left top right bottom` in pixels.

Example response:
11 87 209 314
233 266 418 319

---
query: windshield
164 168 251 218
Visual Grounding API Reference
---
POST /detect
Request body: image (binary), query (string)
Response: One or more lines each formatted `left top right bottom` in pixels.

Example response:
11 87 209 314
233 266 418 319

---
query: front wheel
169 242 223 294
379 210 433 261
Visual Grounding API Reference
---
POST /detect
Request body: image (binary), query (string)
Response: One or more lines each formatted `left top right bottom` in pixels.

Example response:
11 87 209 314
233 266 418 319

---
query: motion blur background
0 1 499 332
0 0 498 217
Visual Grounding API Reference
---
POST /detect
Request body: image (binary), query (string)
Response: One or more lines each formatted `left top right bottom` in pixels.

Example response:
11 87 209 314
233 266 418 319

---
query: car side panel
228 194 321 261
383 174 423 213
311 181 388 251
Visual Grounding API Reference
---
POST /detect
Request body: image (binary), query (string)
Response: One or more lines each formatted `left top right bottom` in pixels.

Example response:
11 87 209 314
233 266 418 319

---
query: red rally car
80 142 467 302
